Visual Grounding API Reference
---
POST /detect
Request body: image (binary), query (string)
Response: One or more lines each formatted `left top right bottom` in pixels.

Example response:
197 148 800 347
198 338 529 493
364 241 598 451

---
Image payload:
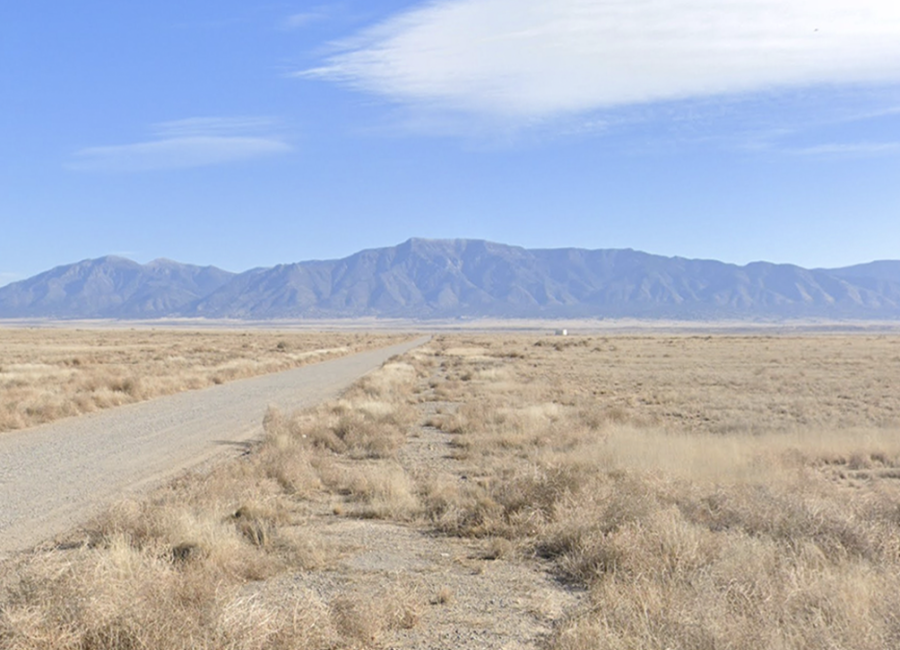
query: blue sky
2 0 899 285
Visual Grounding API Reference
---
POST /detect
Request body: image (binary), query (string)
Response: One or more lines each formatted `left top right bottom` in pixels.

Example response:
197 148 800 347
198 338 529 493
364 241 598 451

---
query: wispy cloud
68 117 293 172
301 0 900 126
708 89 900 157
786 141 900 157
153 116 282 138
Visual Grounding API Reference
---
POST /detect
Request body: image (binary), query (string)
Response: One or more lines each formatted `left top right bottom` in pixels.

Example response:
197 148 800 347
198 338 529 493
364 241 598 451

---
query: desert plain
1 327 900 649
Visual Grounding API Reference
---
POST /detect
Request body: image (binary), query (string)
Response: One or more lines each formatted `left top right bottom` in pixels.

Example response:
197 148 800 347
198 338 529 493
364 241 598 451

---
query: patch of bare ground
0 329 408 433
279 418 582 649
4 332 900 649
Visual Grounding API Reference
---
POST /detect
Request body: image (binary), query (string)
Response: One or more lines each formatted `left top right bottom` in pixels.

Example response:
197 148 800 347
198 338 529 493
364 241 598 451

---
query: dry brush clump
266 365 418 461
413 333 900 650
329 580 422 644
0 328 408 433
0 352 424 650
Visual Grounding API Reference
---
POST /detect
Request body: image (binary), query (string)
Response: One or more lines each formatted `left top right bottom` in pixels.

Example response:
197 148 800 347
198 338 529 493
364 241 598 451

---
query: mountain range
2 238 899 320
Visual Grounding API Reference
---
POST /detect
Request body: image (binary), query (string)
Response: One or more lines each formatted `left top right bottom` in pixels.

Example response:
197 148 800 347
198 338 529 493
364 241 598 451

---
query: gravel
0 337 428 554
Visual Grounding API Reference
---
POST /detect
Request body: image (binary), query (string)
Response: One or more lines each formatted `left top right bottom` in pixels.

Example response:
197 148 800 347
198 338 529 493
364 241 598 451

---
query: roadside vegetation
0 329 407 433
2 332 900 649
0 351 423 650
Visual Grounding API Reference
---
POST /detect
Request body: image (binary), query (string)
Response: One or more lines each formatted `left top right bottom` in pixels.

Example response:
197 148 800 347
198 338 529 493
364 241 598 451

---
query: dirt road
0 337 428 554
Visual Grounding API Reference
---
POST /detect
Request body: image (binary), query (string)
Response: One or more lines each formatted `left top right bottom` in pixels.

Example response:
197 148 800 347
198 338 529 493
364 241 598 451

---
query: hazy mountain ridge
825 261 900 285
2 239 900 320
0 257 235 318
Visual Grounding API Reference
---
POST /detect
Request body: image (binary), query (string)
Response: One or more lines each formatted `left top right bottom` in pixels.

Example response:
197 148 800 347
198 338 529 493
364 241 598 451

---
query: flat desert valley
2 327 900 649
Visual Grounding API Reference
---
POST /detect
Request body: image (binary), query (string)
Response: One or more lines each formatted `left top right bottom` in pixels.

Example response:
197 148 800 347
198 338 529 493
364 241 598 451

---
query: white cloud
68 117 293 172
302 0 900 122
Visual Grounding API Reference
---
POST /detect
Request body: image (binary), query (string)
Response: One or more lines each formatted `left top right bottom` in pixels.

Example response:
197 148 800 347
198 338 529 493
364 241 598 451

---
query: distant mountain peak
1 241 899 320
146 257 181 267
0 256 235 319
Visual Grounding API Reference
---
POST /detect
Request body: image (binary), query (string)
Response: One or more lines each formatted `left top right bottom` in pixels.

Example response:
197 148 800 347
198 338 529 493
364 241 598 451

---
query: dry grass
4 331 900 649
330 581 422 644
410 334 900 649
0 347 423 650
0 328 407 432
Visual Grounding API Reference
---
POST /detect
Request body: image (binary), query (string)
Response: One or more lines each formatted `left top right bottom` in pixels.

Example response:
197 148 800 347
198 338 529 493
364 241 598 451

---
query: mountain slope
0 257 234 318
2 239 899 320
191 238 900 319
825 261 900 285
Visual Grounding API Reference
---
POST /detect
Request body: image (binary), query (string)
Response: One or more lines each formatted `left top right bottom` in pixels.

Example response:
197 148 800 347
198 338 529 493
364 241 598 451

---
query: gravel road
0 336 428 554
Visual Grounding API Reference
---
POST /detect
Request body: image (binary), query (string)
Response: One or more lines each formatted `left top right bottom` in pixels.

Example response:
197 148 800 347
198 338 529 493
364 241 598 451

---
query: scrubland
3 332 900 649
419 335 900 649
0 329 406 433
